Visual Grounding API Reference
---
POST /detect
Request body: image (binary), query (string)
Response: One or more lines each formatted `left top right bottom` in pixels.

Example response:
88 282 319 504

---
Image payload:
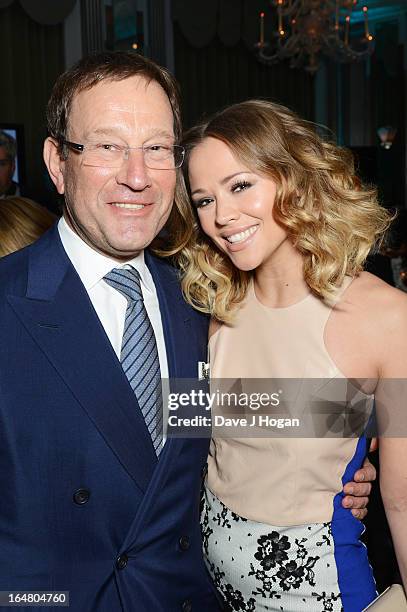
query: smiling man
0 52 374 612
47 78 177 258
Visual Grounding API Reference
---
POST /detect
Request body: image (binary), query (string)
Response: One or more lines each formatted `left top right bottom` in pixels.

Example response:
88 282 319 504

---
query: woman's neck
254 244 309 308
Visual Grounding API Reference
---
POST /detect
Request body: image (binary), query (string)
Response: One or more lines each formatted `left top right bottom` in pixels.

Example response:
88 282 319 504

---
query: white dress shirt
58 217 170 438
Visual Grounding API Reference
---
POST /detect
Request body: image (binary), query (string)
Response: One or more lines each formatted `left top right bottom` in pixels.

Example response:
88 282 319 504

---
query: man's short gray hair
0 131 17 160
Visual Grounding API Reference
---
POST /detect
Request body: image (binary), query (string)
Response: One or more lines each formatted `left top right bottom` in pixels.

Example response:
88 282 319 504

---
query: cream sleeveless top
206 278 373 526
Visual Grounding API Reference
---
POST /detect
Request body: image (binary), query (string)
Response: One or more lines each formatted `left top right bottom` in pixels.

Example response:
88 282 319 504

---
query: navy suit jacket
0 226 222 611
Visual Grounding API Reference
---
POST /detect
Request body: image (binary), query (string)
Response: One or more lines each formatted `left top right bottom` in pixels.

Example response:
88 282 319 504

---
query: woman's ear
43 138 65 195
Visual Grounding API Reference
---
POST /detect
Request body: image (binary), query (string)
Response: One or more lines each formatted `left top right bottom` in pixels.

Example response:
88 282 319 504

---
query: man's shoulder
145 250 184 292
0 244 30 292
145 250 180 279
0 225 61 296
146 251 209 325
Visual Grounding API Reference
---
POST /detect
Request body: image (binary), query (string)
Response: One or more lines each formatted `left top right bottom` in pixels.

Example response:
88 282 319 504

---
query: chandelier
255 0 374 73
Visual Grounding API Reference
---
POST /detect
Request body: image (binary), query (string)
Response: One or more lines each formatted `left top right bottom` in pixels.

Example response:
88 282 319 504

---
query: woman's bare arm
375 289 407 591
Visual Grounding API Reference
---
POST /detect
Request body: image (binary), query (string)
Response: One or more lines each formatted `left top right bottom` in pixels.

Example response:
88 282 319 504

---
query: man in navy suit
0 52 374 611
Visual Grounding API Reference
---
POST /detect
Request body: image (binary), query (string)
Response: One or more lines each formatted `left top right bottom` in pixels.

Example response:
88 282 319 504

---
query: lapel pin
198 361 210 381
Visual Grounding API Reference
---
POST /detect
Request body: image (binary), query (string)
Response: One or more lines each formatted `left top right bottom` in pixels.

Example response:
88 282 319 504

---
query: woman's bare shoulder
352 271 407 328
352 271 407 304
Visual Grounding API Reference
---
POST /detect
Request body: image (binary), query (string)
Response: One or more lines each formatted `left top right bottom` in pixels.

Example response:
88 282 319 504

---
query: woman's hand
342 455 376 519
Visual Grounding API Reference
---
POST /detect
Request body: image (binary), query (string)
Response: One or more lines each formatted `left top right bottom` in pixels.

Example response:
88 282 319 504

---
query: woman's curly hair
161 99 393 322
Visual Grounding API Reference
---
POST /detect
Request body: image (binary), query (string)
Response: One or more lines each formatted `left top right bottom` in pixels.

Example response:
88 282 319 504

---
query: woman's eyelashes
230 180 252 193
192 180 253 208
193 196 214 209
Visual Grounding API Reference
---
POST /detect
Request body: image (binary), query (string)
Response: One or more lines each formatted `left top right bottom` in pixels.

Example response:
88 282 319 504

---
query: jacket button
179 536 190 551
181 599 192 612
73 488 90 505
116 554 128 570
201 463 208 479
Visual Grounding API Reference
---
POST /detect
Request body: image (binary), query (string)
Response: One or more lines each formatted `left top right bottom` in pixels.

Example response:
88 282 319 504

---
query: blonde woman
0 196 56 257
175 100 407 611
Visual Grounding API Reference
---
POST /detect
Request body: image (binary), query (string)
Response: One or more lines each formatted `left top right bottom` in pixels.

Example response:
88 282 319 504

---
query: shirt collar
57 217 154 294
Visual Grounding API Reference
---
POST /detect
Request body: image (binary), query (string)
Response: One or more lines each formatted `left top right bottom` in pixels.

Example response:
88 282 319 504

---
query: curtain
173 21 315 130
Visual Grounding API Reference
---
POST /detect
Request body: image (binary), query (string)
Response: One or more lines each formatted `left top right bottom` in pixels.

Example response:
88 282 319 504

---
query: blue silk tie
104 267 163 455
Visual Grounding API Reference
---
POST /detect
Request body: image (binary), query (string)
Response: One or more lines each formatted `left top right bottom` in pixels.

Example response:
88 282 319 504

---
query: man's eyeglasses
61 140 185 170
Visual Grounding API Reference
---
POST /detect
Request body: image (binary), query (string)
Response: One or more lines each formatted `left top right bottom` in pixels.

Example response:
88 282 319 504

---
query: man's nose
115 148 151 190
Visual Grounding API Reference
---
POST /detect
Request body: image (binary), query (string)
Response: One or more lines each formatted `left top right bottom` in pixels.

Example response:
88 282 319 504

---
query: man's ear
43 137 65 194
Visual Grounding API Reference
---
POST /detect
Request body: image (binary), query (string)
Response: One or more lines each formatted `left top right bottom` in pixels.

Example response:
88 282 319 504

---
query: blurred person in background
0 196 56 257
0 131 20 197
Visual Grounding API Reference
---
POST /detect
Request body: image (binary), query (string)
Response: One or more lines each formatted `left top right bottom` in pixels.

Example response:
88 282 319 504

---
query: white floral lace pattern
201 488 343 612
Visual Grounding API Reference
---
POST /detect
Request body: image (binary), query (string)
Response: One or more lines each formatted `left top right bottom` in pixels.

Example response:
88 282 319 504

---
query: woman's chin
228 253 260 272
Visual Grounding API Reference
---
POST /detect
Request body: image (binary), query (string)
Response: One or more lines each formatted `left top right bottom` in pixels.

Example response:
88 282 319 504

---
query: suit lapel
7 228 157 493
145 252 201 462
118 253 210 552
145 251 189 380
